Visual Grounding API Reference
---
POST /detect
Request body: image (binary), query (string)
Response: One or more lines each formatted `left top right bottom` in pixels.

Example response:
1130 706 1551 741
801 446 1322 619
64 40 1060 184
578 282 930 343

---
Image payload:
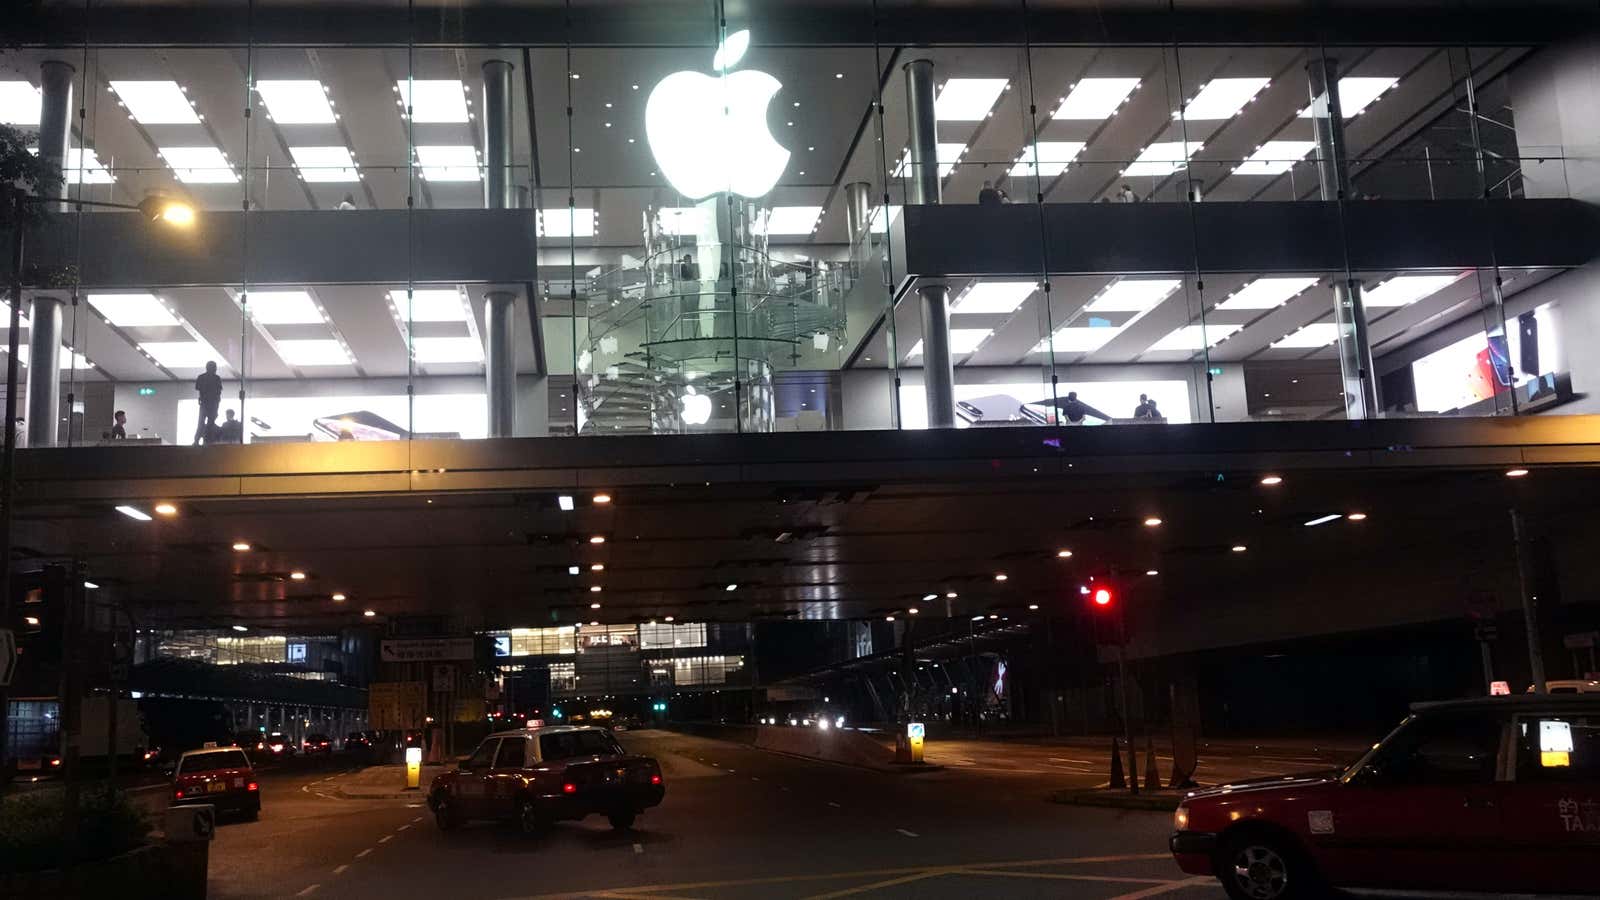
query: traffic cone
1144 735 1161 791
1109 737 1125 789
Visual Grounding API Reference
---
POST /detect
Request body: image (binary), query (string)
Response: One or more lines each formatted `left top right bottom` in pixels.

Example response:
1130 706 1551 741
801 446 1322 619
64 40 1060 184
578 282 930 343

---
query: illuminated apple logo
680 386 713 426
646 30 789 200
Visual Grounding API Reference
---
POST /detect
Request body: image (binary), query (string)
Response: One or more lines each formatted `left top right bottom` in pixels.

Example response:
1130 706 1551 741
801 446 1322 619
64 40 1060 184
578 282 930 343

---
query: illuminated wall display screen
897 380 1192 430
1410 304 1559 413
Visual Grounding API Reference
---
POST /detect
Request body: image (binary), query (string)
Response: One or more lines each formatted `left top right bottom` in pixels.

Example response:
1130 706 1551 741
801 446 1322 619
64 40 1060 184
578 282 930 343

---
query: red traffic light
1092 587 1113 607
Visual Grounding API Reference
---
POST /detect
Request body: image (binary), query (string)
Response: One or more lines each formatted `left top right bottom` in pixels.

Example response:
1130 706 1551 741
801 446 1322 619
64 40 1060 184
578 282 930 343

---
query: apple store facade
7 0 1600 448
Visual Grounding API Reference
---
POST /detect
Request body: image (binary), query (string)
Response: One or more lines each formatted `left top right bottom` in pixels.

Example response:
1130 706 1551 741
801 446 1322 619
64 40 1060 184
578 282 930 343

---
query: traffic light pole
1115 609 1137 795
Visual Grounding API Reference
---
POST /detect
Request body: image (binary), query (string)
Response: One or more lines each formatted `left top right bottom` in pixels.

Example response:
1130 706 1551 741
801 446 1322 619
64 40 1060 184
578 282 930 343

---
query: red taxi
428 726 664 834
171 745 261 820
1171 695 1599 899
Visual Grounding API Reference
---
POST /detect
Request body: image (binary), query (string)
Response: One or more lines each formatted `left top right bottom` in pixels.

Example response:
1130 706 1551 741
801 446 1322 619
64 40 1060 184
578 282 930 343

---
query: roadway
195 730 1214 899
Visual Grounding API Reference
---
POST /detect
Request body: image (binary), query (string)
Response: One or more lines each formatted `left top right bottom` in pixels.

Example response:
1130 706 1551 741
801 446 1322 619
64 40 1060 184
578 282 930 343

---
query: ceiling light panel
1270 322 1341 349
26 147 116 184
765 206 823 235
908 329 993 357
1362 273 1460 307
275 339 351 367
110 81 200 125
1086 279 1182 313
952 282 1037 315
1009 141 1086 178
1147 323 1242 352
388 289 467 323
139 340 224 369
396 79 470 123
540 207 596 238
412 336 484 364
13 346 93 370
1036 325 1124 353
1123 141 1201 177
1214 276 1320 311
1234 141 1317 176
0 81 40 125
894 143 967 178
1300 76 1400 118
415 145 479 182
289 146 359 182
255 80 336 124
87 293 180 327
248 290 324 325
158 146 238 184
1179 77 1270 120
935 78 1009 121
1053 77 1140 120
0 301 29 328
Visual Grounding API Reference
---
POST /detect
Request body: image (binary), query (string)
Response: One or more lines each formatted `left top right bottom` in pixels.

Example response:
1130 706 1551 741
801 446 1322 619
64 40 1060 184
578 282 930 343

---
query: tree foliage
1 122 65 231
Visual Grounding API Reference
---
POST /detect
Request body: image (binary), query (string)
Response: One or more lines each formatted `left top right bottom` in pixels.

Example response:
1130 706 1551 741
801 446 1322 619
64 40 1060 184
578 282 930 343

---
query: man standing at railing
193 360 223 445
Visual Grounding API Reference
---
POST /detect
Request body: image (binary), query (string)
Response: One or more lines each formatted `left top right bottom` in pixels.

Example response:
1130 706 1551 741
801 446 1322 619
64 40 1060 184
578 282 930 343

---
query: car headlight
1173 805 1189 831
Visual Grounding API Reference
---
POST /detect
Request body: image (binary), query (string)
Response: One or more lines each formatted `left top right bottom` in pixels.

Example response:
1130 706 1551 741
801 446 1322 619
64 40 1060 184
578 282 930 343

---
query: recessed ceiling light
138 340 226 370
87 293 180 328
1123 141 1201 177
411 336 484 364
1233 141 1317 176
1146 569 1160 576
922 593 938 602
946 592 958 599
885 615 895 622
232 541 251 551
415 145 479 182
1216 277 1320 311
1260 475 1283 486
83 581 99 590
1271 322 1341 349
1346 512 1368 521
289 146 359 182
1304 513 1342 526
590 563 604 572
1362 274 1460 308
664 615 674 622
908 607 919 615
1143 517 1163 526
0 81 41 125
834 73 843 79
276 339 350 367
232 625 248 632
290 571 307 581
593 493 612 504
725 583 738 592
110 81 200 124
115 505 151 521
558 494 575 511
590 601 602 609
589 535 606 544
1148 323 1242 352
1028 604 1040 611
907 329 992 358
1009 141 1086 178
1054 77 1140 120
255 80 336 124
331 592 346 601
1505 468 1529 478
1057 550 1072 558
1232 545 1247 552
153 502 177 516
158 146 237 183
395 79 469 123
1088 279 1181 313
387 289 467 323
568 566 580 575
1179 77 1270 120
994 573 1008 582
363 609 376 617
540 207 597 238
764 206 823 235
247 290 324 325
952 282 1037 315
1299 76 1399 119
934 78 1008 121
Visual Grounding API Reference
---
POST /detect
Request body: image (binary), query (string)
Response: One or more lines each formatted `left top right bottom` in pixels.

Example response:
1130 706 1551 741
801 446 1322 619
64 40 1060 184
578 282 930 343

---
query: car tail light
174 789 185 799
650 774 662 785
49 758 61 767
562 783 577 794
247 782 259 792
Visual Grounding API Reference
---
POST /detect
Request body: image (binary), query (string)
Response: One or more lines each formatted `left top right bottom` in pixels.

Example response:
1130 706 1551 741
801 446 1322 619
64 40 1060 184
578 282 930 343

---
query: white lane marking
412 816 424 823
378 835 393 844
897 828 919 838
750 776 760 781
1049 757 1096 765
315 793 333 800
332 865 348 876
406 804 423 809
827 802 841 808
295 886 320 897
355 849 373 859
726 769 735 774
397 824 411 832
632 842 644 855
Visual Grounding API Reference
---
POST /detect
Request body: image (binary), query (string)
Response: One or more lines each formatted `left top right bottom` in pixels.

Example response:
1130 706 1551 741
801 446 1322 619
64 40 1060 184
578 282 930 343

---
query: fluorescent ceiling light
158 146 237 184
255 80 336 124
868 204 901 235
1362 273 1460 308
935 78 1008 121
412 336 484 364
1300 76 1399 119
87 293 179 327
388 289 467 323
248 290 324 325
1234 141 1317 176
276 339 350 367
1148 323 1242 352
1179 77 1270 120
111 80 201 124
0 81 41 125
1009 141 1086 178
1215 276 1320 311
908 329 992 357
25 147 115 184
116 505 153 521
396 79 470 124
1304 513 1342 527
540 207 596 238
1086 279 1181 313
1053 77 1140 120
1123 141 1201 177
894 143 967 178
14 346 93 370
139 340 224 369
289 146 359 182
1036 324 1123 353
415 145 479 182
1271 322 1341 349
658 207 709 237
765 206 823 235
952 282 1036 315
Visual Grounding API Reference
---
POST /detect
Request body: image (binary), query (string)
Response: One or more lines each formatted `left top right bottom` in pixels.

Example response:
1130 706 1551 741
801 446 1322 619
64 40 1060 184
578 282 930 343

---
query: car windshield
540 730 625 760
179 750 250 774
1339 714 1413 782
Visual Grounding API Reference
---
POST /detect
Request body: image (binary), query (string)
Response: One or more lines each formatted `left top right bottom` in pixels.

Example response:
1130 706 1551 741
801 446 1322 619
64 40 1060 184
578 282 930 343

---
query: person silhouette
193 361 223 445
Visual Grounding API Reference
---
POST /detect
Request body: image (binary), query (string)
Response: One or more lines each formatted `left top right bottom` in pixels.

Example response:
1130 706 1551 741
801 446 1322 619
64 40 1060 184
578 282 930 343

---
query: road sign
379 637 474 663
0 629 15 686
369 681 427 730
431 664 453 693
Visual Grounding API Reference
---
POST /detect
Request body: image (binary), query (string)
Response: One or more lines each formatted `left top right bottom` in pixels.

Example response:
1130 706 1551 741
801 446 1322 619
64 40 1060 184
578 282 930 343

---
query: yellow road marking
1104 876 1215 899
951 869 1172 885
800 869 958 900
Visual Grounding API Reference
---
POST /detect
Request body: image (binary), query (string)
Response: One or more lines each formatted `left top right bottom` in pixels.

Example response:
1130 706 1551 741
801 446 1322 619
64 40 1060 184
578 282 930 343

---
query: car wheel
607 811 636 831
1217 832 1315 900
432 793 459 832
516 798 549 835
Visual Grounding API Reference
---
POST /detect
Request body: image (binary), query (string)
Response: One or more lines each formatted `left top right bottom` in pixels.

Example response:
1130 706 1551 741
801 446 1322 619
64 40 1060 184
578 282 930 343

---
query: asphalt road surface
195 729 1214 900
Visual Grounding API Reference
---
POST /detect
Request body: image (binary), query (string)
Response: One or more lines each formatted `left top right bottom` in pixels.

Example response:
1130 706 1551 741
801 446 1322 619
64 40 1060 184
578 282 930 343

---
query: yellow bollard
405 746 422 790
906 722 925 764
